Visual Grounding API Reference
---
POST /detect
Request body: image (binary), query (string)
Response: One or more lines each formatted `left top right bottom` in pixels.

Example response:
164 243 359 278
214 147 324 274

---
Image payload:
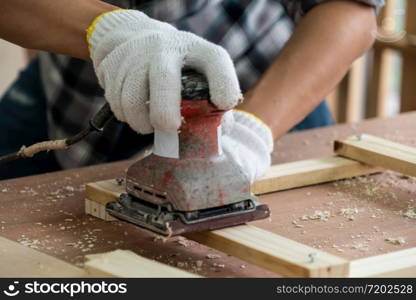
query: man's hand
88 10 242 134
222 110 274 183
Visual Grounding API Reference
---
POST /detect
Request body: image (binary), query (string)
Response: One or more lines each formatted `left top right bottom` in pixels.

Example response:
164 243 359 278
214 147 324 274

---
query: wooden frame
82 135 416 277
2 134 414 278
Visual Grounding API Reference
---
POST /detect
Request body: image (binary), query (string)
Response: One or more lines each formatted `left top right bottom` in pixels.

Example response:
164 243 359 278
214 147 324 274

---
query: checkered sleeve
281 0 385 23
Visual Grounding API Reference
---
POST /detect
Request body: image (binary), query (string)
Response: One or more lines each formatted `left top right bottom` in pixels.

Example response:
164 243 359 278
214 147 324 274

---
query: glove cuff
233 109 274 153
87 9 147 54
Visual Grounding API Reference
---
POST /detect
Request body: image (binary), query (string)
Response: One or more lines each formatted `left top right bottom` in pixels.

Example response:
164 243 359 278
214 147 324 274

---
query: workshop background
0 0 413 124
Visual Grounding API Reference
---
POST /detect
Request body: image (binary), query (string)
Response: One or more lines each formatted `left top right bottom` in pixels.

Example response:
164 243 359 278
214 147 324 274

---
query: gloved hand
87 9 242 134
222 110 274 183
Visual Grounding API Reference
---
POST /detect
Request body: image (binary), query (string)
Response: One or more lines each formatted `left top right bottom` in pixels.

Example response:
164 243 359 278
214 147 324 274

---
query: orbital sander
0 71 270 237
106 71 270 236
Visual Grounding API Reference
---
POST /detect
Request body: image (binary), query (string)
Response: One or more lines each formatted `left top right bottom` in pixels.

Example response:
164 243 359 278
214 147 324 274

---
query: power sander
106 71 270 236
0 70 270 237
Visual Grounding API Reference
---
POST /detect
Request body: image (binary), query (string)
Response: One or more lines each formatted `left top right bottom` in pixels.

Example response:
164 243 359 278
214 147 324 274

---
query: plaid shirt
38 0 384 169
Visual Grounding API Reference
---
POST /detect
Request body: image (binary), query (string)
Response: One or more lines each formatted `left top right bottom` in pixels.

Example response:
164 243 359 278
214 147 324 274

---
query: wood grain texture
252 156 380 195
85 180 348 277
349 247 416 277
85 250 200 278
335 134 416 177
0 237 86 277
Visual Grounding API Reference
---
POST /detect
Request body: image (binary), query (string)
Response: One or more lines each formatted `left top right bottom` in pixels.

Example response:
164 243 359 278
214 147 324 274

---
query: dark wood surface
1 112 415 277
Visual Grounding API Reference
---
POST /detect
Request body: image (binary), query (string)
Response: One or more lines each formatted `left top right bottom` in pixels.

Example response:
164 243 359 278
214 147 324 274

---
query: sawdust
176 237 194 247
206 254 221 259
339 207 360 221
292 220 304 228
195 260 203 268
212 263 225 268
351 242 369 252
385 237 406 246
401 206 416 219
300 210 331 222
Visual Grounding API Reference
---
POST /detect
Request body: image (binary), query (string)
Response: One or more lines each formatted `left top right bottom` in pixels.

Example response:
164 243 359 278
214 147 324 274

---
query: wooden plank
85 180 349 277
349 247 416 277
400 0 416 113
186 225 348 277
345 56 366 122
84 250 200 278
334 134 416 177
251 156 379 195
85 179 125 206
0 236 86 277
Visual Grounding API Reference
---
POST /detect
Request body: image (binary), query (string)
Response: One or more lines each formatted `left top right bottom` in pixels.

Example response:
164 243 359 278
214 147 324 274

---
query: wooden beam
186 225 348 277
367 0 396 118
349 247 416 277
334 134 416 177
251 156 379 195
85 180 349 277
400 0 416 112
85 250 200 278
0 237 86 277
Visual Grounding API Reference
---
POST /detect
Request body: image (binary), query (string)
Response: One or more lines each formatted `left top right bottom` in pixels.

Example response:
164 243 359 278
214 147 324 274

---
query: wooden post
400 1 416 112
366 0 396 118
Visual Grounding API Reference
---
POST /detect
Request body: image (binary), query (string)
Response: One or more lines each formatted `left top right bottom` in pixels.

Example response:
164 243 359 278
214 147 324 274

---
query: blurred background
0 0 414 124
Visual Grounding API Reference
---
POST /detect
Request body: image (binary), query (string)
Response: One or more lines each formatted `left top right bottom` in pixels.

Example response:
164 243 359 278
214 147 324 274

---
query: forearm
0 0 118 60
238 1 377 139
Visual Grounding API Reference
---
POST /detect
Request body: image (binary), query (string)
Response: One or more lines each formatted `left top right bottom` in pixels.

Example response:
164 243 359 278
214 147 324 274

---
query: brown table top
1 112 415 277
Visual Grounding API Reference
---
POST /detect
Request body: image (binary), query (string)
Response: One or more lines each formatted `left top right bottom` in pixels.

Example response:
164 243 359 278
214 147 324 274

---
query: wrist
87 9 142 56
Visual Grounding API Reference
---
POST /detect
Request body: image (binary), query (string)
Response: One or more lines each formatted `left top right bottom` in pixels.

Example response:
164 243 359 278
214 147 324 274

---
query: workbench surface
1 112 415 277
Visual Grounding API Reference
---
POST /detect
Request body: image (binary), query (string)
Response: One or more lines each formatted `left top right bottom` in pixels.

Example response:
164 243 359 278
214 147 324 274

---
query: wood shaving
385 237 406 246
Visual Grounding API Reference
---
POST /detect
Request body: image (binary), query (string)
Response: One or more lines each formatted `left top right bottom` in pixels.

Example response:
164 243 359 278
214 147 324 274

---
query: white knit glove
222 110 274 183
87 9 242 134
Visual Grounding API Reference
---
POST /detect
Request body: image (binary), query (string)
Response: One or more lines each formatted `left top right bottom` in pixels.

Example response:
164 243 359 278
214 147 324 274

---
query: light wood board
252 156 380 194
349 247 416 277
85 250 200 278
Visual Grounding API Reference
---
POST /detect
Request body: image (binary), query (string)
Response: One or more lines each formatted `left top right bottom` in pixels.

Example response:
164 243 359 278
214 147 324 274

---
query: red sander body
106 71 270 236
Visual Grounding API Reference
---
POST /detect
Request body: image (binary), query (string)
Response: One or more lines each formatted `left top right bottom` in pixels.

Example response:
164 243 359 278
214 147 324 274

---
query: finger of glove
149 53 184 132
186 42 242 110
121 64 153 134
220 110 235 135
96 50 128 122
